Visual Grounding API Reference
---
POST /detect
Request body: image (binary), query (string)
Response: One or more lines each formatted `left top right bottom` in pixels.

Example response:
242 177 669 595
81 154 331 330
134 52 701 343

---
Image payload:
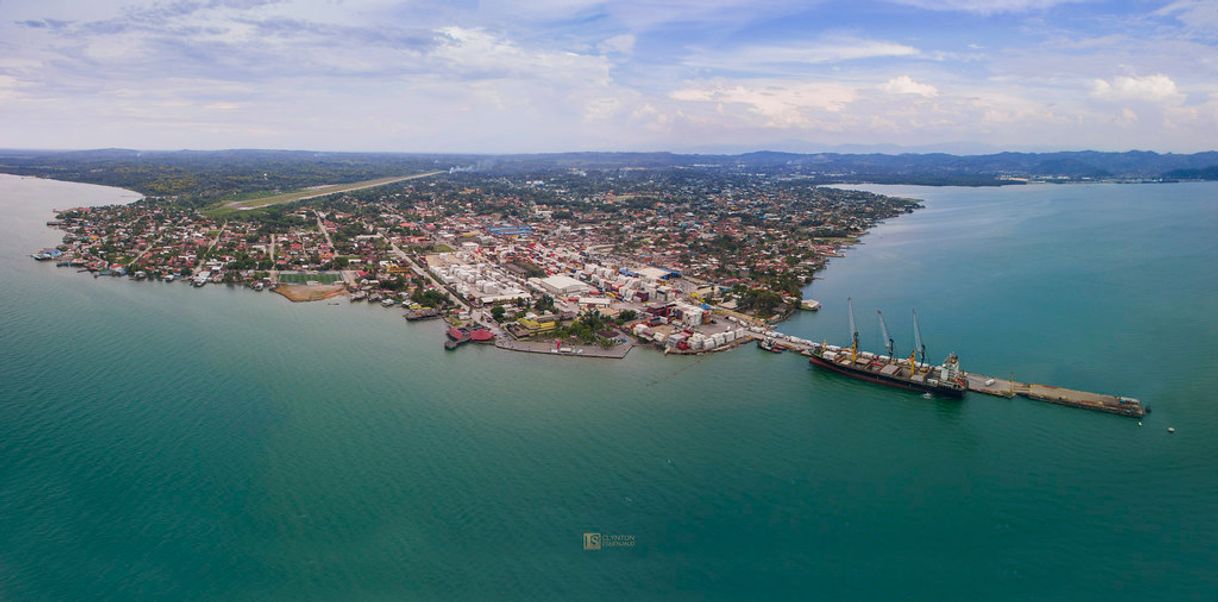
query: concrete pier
779 338 1148 418
966 373 1147 418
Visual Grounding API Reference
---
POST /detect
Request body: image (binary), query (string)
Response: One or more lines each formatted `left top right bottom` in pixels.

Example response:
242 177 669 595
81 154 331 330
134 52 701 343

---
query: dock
726 303 1150 419
965 373 1147 418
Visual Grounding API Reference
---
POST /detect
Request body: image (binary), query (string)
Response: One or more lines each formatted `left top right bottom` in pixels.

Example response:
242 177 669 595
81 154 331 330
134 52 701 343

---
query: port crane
908 308 927 375
876 310 895 362
847 297 860 362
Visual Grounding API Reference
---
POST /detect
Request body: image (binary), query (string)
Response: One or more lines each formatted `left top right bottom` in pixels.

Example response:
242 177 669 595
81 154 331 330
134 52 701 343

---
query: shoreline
17 174 1166 418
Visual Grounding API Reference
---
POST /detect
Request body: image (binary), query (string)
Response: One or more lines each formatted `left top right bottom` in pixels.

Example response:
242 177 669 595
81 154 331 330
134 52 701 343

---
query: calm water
1 174 1216 600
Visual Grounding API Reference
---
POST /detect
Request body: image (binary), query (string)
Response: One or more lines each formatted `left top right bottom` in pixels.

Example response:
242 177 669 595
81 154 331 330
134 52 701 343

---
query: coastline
24 172 912 363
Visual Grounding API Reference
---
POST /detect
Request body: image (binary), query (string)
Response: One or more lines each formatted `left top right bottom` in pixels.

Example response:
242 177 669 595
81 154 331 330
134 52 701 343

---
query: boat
807 299 967 398
404 307 441 321
757 338 784 353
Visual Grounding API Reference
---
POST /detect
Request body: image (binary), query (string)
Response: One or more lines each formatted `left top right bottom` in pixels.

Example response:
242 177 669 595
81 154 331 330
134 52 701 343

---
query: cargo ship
807 299 967 397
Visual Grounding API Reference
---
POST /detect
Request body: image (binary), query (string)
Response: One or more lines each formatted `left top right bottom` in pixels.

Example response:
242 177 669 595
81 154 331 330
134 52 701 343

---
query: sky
1 0 1217 154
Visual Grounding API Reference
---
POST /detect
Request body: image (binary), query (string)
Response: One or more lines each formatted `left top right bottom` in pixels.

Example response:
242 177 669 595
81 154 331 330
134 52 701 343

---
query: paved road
384 236 470 311
125 234 163 268
314 212 335 249
197 223 227 268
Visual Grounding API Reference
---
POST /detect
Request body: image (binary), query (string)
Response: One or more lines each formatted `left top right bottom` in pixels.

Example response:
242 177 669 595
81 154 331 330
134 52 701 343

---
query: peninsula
23 153 1152 418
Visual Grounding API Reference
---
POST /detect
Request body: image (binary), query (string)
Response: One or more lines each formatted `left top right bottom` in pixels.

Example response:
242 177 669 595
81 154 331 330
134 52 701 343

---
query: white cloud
883 75 939 97
1157 0 1218 33
1091 74 1184 103
683 37 919 73
598 34 636 55
435 26 612 85
1 0 1216 152
671 81 857 127
890 0 1084 14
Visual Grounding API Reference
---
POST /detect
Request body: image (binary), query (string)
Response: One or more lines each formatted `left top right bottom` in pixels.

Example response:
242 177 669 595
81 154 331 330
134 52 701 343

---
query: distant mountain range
1 148 1216 201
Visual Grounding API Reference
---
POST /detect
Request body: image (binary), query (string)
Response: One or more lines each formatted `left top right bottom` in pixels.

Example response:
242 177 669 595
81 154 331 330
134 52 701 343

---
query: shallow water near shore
2 174 1217 600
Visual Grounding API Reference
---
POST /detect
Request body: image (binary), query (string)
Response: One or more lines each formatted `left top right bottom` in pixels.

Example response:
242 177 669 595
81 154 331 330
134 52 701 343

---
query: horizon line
2 146 1217 158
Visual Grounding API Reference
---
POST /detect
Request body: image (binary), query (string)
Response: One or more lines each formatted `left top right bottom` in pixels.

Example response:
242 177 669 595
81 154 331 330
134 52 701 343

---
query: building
537 274 591 296
635 266 677 282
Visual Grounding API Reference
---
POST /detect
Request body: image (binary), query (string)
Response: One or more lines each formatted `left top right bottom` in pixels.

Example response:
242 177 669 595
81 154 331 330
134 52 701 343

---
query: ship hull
809 354 965 398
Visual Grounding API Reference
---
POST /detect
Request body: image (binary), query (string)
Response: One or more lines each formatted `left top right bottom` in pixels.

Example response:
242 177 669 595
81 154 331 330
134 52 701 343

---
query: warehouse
537 274 592 296
635 266 677 282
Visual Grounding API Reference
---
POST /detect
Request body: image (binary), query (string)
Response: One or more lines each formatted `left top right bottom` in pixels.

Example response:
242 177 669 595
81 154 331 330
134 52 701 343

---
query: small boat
757 338 784 353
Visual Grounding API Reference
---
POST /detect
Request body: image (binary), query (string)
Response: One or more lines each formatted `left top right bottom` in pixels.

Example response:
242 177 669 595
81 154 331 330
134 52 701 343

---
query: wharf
965 373 1147 418
781 338 1147 418
495 337 632 359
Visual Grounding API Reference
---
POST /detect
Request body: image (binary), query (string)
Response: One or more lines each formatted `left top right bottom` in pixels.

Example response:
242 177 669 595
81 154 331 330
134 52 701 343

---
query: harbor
6 174 1212 600
735 298 1150 419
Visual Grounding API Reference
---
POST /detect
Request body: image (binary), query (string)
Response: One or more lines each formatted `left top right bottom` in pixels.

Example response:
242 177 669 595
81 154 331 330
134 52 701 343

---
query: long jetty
963 373 1147 418
734 328 1148 418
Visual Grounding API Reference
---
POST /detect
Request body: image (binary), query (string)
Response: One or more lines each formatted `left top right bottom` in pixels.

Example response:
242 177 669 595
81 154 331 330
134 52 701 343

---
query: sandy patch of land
273 284 347 302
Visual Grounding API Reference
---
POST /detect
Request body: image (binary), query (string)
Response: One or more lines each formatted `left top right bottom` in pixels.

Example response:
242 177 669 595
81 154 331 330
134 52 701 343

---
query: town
35 167 919 356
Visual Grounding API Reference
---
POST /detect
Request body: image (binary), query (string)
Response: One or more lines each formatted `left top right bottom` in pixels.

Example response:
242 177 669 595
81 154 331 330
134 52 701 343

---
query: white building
538 274 591 296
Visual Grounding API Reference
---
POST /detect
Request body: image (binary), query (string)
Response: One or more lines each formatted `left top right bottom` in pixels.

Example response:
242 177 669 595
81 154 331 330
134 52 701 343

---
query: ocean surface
1 174 1216 600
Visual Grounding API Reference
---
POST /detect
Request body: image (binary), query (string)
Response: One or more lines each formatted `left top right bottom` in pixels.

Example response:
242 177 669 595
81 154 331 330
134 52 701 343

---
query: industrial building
534 274 591 296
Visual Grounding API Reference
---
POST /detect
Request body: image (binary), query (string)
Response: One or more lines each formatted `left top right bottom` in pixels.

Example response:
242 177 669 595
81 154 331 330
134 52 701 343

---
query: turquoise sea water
1 174 1216 600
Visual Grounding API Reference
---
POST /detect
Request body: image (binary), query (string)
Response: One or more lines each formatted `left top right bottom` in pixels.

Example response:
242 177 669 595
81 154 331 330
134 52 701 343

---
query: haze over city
2 0 1217 153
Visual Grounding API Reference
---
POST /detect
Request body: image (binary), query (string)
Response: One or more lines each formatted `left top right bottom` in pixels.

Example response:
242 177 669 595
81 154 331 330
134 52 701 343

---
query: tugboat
757 338 784 353
807 299 967 397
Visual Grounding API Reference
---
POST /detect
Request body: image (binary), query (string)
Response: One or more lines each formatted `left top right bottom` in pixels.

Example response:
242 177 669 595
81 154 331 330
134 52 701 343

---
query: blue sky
1 0 1216 153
